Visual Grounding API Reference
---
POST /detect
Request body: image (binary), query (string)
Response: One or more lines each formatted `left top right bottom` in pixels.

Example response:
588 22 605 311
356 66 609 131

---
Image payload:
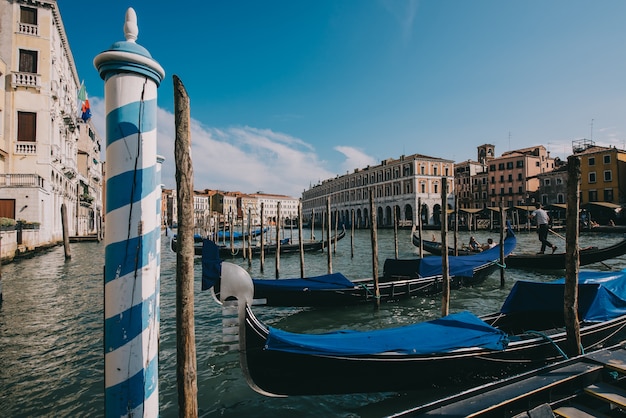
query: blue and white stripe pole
94 8 165 417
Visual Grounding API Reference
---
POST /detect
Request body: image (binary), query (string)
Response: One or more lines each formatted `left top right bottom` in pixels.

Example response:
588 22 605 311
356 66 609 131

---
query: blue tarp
418 232 517 278
500 269 626 322
265 311 509 355
253 273 355 291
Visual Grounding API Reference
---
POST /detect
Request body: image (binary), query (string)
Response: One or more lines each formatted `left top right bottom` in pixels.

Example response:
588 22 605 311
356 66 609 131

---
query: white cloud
334 145 379 174
90 98 337 198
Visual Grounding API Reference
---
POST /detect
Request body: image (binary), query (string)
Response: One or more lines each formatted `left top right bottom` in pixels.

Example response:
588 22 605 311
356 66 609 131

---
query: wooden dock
390 341 626 417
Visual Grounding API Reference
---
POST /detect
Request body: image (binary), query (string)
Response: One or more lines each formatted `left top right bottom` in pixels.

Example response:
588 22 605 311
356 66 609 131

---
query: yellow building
575 140 626 206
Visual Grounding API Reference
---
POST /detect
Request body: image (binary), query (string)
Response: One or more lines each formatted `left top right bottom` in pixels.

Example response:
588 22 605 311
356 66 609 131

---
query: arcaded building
301 153 455 228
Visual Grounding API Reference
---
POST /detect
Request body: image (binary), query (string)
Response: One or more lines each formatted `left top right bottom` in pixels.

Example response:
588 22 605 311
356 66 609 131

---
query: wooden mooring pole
298 203 305 278
565 155 582 357
326 198 332 274
369 190 380 307
275 202 281 278
441 178 450 317
61 203 71 260
173 75 198 417
499 200 505 287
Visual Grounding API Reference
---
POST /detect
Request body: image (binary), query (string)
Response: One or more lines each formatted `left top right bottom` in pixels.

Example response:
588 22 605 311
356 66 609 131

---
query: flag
77 81 87 102
81 98 92 122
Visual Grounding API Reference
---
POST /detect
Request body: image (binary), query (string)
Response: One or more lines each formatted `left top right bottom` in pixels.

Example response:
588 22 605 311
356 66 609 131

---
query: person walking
530 203 556 254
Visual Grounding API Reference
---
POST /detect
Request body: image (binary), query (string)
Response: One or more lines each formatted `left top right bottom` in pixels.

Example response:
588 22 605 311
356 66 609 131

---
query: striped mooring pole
94 8 165 417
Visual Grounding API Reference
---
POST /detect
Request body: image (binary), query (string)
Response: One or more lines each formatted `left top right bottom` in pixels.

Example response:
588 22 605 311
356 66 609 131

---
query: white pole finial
124 7 138 43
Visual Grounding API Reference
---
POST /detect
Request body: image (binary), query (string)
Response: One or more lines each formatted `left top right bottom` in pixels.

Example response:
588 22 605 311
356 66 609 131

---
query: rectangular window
516 160 524 168
588 157 595 166
489 164 496 172
604 155 611 164
589 190 598 201
506 162 513 169
19 50 37 73
17 112 36 142
589 172 596 183
544 178 551 186
604 189 614 202
20 7 37 24
604 170 612 181
498 163 505 170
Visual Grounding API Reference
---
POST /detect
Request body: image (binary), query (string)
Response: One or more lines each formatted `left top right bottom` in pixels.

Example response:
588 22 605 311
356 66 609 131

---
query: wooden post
350 209 355 258
275 202 281 278
298 202 305 278
173 75 198 417
499 200 505 287
369 190 380 307
61 203 71 260
454 195 459 256
393 206 398 259
334 208 338 253
311 209 315 240
321 210 325 253
441 178 450 317
260 203 265 273
326 197 332 274
247 207 252 268
565 155 582 357
417 197 423 259
229 210 234 253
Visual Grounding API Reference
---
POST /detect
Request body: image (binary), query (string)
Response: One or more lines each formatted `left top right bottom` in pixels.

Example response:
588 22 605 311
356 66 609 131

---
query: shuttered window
19 50 37 73
17 112 36 142
20 7 37 25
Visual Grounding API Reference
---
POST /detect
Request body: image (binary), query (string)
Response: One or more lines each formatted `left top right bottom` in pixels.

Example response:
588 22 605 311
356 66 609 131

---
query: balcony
0 174 44 188
18 23 38 36
11 72 41 90
15 141 36 155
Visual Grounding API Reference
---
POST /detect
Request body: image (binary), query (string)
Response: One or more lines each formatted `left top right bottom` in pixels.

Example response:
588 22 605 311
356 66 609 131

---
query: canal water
1 228 626 417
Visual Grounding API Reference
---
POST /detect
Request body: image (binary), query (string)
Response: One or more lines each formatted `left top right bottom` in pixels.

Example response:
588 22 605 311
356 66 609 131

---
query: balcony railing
15 142 37 155
18 23 38 36
0 174 44 188
11 72 41 89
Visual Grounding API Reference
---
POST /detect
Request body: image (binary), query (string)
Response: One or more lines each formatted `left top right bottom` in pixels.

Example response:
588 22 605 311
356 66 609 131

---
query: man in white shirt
530 203 557 254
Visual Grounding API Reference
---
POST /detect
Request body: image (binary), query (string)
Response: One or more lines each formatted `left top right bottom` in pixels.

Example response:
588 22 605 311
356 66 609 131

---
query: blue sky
58 0 626 197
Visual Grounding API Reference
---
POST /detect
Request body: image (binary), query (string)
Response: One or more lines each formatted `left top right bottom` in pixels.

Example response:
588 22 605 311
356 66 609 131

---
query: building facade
574 140 626 206
0 0 103 247
301 153 455 228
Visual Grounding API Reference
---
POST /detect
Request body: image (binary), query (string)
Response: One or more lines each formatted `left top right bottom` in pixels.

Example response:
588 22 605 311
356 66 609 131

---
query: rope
524 330 569 360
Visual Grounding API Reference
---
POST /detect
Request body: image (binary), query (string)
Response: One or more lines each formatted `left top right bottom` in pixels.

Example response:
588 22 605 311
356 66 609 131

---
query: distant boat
216 227 268 241
413 232 626 269
211 265 626 396
170 226 346 258
204 231 516 307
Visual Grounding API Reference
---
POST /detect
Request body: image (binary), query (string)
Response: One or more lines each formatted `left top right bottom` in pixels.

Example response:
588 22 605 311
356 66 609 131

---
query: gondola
214 265 626 396
204 230 516 307
170 226 346 258
216 227 268 241
413 232 626 269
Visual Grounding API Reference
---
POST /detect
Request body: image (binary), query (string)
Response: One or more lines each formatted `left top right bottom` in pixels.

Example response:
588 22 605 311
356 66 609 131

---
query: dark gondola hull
225 233 514 307
414 233 626 269
171 227 346 258
242 305 626 396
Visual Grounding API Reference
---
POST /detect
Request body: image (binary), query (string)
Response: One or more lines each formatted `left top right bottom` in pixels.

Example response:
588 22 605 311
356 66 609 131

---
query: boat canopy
500 269 626 322
418 233 516 278
265 311 509 356
252 273 355 291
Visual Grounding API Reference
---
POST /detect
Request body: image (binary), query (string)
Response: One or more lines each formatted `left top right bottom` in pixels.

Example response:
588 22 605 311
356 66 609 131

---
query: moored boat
204 230 516 306
170 226 346 258
413 232 626 269
214 265 626 396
